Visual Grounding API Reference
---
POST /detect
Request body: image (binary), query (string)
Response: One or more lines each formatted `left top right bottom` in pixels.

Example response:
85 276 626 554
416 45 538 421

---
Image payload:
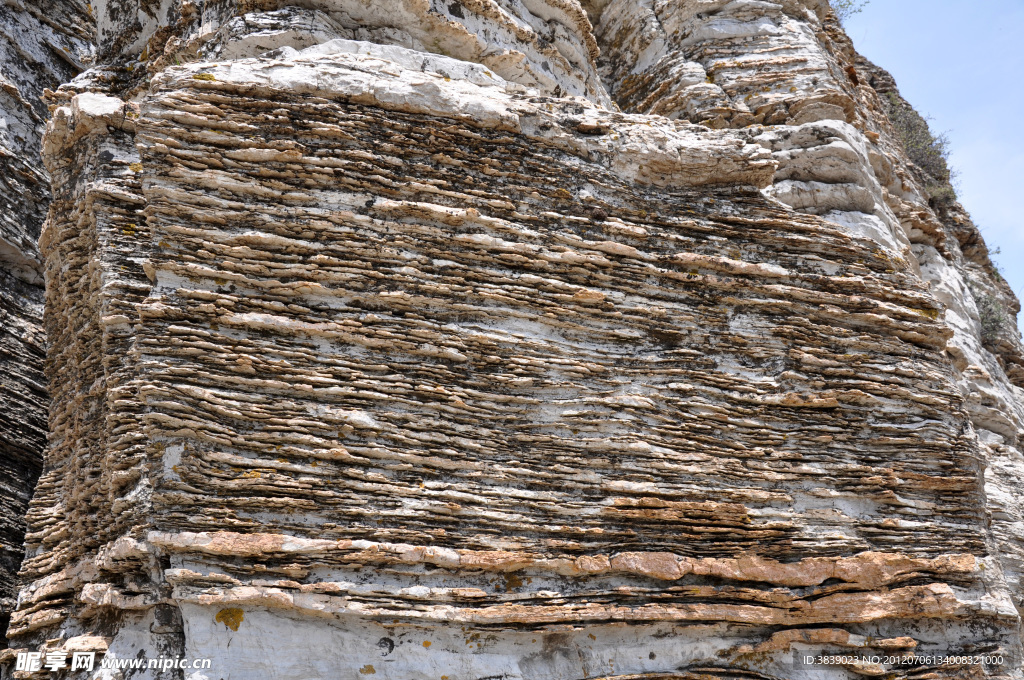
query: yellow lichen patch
359 665 376 675
192 73 217 81
214 607 244 631
423 640 431 648
128 163 143 173
910 307 941 320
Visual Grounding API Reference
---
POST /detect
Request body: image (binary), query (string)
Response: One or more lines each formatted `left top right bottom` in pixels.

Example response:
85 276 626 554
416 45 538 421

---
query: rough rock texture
0 0 92 650
0 271 45 652
4 0 1024 679
594 0 1024 656
104 0 610 105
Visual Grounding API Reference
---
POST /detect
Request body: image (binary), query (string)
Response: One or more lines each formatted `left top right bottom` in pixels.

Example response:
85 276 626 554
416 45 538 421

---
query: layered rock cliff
3 0 1024 679
0 0 92 649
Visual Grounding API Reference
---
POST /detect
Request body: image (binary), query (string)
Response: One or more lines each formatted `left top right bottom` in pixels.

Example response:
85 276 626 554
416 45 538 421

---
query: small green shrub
973 289 1009 344
881 93 954 186
924 182 957 208
832 0 869 25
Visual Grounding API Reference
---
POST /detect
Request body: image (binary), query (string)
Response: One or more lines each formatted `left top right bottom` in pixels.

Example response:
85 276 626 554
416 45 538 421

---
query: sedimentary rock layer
105 0 609 105
5 0 1024 678
0 0 92 649
592 0 1024 632
0 0 93 284
0 271 45 650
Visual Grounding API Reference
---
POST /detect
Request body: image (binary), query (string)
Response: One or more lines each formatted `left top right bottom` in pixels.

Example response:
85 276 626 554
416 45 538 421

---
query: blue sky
843 1 1024 325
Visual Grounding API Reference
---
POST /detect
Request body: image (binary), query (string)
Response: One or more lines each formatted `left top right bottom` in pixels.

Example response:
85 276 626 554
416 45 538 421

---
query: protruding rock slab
100 0 611 104
8 41 1021 677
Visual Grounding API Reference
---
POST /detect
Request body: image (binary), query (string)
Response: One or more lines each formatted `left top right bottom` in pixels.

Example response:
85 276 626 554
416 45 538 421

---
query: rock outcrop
0 0 92 650
595 0 1024 623
4 0 1024 679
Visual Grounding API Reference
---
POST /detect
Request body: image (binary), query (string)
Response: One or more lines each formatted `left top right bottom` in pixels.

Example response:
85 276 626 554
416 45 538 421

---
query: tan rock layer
150 530 979 588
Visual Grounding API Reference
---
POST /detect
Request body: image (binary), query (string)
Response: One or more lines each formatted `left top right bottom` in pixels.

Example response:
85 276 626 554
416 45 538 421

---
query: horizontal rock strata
4 0 1024 679
594 0 1024 649
0 270 45 652
0 0 92 651
107 0 610 105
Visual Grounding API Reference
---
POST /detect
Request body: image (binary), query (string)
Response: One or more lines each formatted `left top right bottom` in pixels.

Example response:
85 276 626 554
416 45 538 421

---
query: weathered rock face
4 0 1024 678
594 0 1024 647
0 271 45 651
0 0 92 650
102 0 610 105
